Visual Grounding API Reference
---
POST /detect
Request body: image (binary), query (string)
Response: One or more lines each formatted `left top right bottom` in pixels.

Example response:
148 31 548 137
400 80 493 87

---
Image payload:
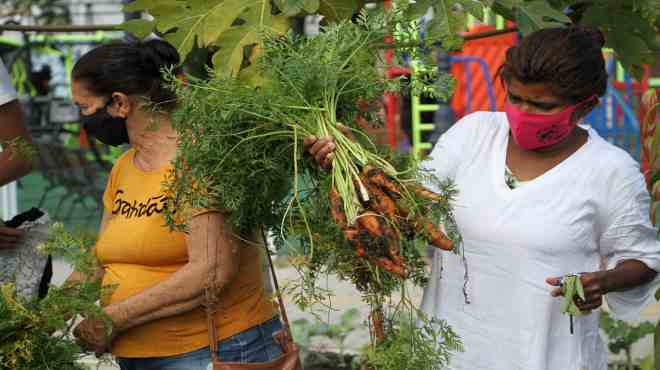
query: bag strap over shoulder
205 228 295 360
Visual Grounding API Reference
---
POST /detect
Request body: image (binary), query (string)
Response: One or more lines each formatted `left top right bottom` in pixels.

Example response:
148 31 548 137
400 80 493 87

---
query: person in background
0 60 34 248
67 39 282 370
306 27 660 370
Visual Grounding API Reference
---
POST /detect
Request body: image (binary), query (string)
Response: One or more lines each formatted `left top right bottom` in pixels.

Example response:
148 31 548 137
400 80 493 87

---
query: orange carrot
420 219 454 251
356 213 384 238
388 243 405 267
411 185 447 202
361 176 398 219
362 165 402 199
371 307 385 343
372 256 407 278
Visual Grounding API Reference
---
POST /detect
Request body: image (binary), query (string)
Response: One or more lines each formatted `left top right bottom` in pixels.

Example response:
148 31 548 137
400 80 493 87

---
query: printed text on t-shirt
112 189 169 218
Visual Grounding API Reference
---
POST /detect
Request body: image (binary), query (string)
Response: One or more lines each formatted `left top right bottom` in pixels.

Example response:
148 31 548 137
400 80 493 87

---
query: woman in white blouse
306 26 660 370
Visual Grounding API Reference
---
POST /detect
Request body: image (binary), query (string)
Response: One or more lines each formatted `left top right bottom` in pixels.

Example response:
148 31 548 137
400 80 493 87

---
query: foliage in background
120 0 481 80
600 311 655 370
642 90 660 233
488 0 659 79
0 223 106 370
120 0 658 79
292 308 361 369
640 89 660 370
0 0 70 25
362 308 462 370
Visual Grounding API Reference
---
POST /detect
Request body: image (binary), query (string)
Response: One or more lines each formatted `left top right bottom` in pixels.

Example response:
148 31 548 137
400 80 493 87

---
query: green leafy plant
5 136 37 163
120 0 480 79
0 223 107 370
600 311 655 370
119 0 365 79
362 307 462 370
161 9 462 369
640 89 660 370
559 274 585 334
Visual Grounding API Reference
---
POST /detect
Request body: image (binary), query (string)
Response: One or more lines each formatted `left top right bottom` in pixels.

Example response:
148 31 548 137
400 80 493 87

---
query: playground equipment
388 22 653 160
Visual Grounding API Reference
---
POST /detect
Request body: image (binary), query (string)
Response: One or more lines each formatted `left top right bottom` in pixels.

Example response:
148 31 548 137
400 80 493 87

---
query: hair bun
138 39 181 75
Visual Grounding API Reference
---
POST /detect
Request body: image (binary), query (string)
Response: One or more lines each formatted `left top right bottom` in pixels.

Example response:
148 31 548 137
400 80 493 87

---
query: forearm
107 292 207 332
105 263 218 333
603 259 657 294
106 212 240 334
0 100 33 186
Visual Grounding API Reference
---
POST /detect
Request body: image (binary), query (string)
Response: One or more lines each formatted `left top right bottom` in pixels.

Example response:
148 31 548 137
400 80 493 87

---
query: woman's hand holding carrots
305 124 455 279
304 136 336 170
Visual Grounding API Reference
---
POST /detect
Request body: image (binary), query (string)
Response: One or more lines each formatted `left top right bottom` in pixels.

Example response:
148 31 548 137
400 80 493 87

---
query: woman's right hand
304 136 336 170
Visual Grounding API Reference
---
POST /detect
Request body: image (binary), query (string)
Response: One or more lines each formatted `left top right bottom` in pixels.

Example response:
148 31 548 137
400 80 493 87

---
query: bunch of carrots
329 164 455 279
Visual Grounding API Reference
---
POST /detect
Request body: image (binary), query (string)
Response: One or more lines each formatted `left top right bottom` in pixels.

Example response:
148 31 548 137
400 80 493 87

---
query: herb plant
164 7 462 369
0 223 106 370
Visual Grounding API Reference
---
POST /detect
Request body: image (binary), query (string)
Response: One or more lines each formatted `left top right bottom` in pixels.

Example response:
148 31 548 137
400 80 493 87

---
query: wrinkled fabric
420 111 660 370
0 210 50 300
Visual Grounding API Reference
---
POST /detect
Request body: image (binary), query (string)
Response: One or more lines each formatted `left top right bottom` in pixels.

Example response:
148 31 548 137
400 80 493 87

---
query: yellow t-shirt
95 149 276 358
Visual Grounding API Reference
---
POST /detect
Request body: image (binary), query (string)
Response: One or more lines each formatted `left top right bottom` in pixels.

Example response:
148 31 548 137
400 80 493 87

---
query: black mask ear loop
80 96 131 147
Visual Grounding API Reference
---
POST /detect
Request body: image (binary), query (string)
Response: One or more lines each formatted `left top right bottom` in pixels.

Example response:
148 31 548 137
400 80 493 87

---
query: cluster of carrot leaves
164 6 462 369
0 223 107 370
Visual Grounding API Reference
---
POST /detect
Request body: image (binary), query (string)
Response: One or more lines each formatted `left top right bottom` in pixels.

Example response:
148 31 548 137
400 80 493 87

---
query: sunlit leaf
119 19 155 39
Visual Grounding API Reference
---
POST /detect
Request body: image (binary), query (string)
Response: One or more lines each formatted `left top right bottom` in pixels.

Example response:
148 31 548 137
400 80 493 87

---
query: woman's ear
110 92 132 118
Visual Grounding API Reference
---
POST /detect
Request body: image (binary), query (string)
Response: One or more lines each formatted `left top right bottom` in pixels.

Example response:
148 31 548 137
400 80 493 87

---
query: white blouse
419 111 660 370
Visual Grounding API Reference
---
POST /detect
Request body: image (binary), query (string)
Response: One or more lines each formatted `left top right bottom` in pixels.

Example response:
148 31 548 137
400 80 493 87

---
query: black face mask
80 100 130 147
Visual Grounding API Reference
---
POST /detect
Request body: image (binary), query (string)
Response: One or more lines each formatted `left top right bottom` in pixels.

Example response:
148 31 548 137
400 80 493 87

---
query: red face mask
504 100 585 150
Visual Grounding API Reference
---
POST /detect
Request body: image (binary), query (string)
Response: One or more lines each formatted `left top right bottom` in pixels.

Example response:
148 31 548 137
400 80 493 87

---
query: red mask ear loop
572 95 599 125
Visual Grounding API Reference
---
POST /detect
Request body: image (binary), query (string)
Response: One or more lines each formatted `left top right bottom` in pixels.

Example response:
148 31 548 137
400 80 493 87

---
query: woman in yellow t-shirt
65 40 280 370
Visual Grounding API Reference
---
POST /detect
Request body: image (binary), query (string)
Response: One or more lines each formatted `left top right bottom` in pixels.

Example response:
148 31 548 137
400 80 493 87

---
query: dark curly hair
72 39 181 111
498 27 607 116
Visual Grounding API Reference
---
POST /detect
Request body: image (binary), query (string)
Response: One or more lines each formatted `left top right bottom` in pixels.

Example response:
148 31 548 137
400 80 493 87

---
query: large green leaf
580 2 657 79
455 0 487 21
488 0 657 80
490 0 517 20
122 0 255 65
633 0 660 26
516 0 571 35
317 0 363 22
212 3 290 77
119 19 155 39
425 0 465 50
275 0 320 16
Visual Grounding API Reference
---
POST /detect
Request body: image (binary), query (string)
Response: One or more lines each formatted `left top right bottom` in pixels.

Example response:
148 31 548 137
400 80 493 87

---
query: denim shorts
116 317 284 370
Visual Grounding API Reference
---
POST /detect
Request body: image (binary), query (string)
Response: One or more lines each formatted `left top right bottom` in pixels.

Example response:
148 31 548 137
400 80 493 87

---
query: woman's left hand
546 271 610 313
73 315 114 356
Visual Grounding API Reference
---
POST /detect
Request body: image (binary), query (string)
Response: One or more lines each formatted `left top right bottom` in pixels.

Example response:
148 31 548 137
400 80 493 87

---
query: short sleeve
600 167 660 320
420 112 484 190
0 60 17 106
